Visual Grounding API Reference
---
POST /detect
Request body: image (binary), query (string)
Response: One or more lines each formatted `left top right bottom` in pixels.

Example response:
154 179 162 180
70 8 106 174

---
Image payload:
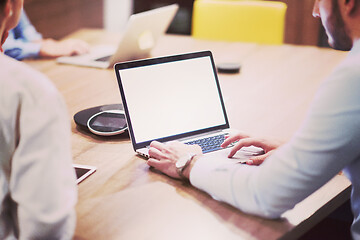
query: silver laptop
114 51 262 161
57 4 179 69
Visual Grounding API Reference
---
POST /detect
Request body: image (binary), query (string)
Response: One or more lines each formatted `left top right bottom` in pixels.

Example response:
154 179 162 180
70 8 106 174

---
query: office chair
192 0 287 44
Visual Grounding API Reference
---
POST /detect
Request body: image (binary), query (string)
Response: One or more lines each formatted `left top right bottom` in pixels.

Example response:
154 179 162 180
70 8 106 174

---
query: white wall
104 0 133 31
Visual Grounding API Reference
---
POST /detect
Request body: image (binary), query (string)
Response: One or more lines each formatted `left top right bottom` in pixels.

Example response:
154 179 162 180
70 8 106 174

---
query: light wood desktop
25 29 351 240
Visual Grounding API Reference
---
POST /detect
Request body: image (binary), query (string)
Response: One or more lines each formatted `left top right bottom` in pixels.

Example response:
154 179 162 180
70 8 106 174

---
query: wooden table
25 29 351 240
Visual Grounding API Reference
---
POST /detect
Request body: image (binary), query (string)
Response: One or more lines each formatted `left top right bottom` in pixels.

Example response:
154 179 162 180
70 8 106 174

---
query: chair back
192 0 287 44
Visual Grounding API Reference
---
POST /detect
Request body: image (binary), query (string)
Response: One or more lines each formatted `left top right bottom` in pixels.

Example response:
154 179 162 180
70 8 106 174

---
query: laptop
56 4 179 69
115 51 263 161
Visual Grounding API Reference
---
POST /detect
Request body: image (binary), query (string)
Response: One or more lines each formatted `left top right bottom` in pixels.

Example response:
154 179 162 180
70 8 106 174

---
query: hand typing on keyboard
221 132 283 165
147 141 203 180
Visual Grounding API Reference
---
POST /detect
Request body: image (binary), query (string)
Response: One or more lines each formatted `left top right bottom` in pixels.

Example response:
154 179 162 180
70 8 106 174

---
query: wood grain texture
25 29 351 240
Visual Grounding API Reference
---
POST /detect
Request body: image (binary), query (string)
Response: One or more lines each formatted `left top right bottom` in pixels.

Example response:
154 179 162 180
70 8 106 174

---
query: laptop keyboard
95 55 111 62
185 134 229 153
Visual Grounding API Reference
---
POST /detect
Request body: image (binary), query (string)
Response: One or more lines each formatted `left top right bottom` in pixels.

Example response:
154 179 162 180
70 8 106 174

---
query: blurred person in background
3 9 89 60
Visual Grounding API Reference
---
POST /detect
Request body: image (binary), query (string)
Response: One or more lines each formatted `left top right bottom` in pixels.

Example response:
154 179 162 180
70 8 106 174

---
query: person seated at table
0 0 77 238
147 0 360 239
2 9 89 60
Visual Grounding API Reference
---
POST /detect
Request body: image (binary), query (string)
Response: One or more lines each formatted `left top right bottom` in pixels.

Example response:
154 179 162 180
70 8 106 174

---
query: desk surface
25 29 351 240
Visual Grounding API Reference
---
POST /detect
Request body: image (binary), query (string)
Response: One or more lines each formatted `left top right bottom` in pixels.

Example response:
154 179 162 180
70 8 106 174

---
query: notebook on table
114 51 262 161
56 4 179 69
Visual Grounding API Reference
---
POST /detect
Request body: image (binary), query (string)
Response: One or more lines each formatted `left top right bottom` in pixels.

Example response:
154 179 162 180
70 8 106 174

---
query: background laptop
115 51 239 159
57 4 179 69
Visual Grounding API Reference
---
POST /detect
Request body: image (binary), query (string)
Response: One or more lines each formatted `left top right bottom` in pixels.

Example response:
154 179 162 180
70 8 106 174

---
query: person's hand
147 141 202 179
221 132 282 165
39 38 90 58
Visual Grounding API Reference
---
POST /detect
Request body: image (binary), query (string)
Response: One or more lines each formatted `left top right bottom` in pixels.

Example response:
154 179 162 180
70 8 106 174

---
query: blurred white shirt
0 54 77 239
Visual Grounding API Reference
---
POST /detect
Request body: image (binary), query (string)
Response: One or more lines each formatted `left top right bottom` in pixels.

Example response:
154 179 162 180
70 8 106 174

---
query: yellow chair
192 0 287 44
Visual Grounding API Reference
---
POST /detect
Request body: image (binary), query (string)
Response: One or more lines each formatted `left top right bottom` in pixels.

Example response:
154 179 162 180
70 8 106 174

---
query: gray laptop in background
57 4 179 69
114 51 263 160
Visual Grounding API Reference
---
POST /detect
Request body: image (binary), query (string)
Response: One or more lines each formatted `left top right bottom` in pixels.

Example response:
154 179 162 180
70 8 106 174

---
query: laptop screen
115 51 229 149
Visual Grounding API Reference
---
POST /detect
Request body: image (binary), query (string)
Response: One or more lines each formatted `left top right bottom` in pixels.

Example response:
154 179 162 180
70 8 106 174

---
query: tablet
73 164 96 184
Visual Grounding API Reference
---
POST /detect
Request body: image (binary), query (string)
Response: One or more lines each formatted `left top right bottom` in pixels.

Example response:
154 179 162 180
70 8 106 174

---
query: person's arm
4 34 90 60
148 62 360 218
3 30 42 60
10 67 77 239
38 38 90 58
14 10 43 42
192 64 360 217
3 10 42 60
3 10 89 60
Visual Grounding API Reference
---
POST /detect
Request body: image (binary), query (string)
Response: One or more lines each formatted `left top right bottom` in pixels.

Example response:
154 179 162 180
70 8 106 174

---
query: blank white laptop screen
118 54 227 144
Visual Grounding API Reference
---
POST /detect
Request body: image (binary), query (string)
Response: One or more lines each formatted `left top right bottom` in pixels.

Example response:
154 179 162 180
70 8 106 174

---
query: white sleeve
190 62 360 218
9 76 77 239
